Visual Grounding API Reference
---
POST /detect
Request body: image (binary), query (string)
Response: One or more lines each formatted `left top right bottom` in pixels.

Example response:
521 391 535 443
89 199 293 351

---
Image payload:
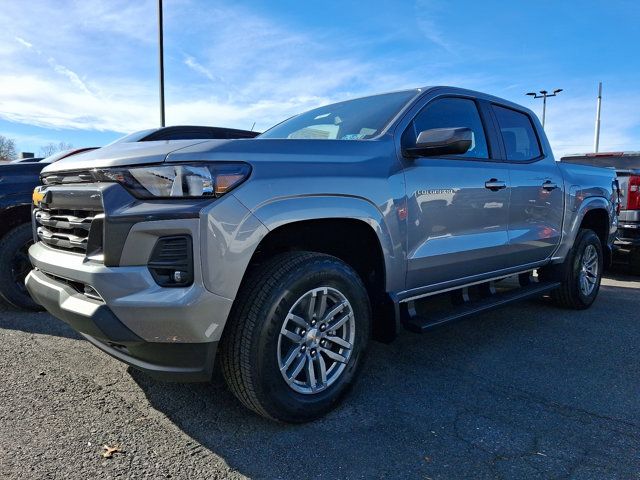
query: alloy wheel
579 244 599 296
277 287 355 394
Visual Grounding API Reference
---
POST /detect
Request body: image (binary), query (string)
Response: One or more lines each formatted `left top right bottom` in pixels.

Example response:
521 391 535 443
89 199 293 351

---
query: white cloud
184 55 216 82
15 36 32 49
414 0 457 54
47 58 93 96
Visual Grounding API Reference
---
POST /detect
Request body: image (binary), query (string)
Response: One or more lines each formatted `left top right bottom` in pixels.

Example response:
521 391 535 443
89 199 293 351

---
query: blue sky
1 0 639 157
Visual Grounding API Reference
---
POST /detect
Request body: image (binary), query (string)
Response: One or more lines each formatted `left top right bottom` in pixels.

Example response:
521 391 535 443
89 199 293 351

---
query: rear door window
492 105 542 161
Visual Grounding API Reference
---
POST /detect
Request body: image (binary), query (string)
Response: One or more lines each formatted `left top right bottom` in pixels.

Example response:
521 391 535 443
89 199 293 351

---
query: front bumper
26 261 220 382
26 184 234 382
26 181 267 381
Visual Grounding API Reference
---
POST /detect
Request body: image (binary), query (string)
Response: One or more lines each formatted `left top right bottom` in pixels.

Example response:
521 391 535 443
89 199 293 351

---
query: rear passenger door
491 104 563 264
402 96 512 290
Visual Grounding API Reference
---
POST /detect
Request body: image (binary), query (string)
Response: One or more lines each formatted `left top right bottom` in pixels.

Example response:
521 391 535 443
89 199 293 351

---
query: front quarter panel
200 194 269 300
249 194 405 292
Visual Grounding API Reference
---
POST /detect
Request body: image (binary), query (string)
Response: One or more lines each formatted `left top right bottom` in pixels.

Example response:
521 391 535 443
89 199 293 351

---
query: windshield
259 90 419 140
40 149 77 164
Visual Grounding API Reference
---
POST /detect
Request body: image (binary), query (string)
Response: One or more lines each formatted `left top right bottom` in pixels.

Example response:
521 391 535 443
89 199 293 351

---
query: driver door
402 96 512 290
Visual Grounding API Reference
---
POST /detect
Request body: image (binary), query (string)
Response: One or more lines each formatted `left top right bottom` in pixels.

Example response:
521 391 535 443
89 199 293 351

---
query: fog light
173 271 187 283
148 236 194 287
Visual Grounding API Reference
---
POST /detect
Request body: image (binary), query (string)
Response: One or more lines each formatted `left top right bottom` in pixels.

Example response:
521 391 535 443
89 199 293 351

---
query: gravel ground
1 268 639 479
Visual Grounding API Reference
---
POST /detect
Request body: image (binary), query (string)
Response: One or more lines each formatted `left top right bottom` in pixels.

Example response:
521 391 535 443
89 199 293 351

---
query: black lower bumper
616 222 640 248
25 269 217 382
81 333 218 382
615 238 640 248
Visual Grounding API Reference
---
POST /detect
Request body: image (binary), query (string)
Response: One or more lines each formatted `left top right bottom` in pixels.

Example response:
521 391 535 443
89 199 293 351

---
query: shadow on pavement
130 278 640 479
0 303 82 340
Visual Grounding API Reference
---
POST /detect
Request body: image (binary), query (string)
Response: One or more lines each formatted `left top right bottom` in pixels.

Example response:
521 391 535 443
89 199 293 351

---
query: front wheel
547 229 603 309
0 223 42 311
220 251 371 423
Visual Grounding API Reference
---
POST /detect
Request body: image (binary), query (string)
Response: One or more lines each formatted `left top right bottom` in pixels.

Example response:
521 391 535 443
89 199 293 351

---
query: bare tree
40 142 73 158
0 135 17 162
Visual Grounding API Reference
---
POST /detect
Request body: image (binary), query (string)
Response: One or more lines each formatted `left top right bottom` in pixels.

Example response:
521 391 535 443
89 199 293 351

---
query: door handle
542 180 558 191
485 179 506 191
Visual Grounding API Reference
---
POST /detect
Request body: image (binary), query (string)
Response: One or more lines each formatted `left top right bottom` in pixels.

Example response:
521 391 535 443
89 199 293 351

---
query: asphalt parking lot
1 268 639 480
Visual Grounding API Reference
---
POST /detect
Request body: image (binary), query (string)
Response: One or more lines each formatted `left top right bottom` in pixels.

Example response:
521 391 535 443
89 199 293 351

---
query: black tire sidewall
0 223 40 310
253 258 370 422
567 230 603 308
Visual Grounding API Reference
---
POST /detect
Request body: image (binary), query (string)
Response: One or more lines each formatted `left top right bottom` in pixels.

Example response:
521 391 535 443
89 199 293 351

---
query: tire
0 223 42 311
548 229 603 309
220 251 371 423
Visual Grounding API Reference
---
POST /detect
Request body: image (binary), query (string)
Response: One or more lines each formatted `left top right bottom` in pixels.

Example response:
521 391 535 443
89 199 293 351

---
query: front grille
42 171 94 185
35 207 103 254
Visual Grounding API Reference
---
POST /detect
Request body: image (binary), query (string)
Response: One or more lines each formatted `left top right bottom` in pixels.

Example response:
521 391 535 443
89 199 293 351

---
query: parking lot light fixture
525 88 563 128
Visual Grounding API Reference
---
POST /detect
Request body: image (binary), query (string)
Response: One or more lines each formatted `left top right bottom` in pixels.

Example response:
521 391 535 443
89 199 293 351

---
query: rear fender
552 195 615 262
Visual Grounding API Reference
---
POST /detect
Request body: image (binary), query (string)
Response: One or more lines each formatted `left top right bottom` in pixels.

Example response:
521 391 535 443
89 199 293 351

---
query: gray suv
26 87 617 422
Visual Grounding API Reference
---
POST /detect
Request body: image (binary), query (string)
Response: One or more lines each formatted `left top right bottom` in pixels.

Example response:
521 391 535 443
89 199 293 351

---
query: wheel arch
553 196 614 265
245 196 404 342
578 202 613 267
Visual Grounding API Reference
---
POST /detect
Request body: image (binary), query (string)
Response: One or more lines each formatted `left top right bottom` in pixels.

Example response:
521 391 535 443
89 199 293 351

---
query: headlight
93 162 251 199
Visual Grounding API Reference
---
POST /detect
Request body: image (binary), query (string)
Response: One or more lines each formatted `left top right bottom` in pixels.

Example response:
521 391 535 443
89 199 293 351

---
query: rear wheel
0 223 42 311
220 251 371 423
547 229 603 309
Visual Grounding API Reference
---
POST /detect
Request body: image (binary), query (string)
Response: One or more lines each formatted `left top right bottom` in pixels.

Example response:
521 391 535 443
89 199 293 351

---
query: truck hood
43 136 390 174
0 161 46 176
164 137 390 165
41 139 216 174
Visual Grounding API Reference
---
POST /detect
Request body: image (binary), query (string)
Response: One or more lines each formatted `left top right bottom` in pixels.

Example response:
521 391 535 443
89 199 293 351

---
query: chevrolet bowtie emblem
32 187 45 207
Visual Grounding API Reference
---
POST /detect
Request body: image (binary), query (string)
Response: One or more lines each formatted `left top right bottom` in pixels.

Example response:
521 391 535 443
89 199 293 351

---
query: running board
403 281 561 333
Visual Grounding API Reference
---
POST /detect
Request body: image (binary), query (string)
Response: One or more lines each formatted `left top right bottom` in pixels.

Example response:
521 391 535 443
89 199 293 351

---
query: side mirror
404 127 472 157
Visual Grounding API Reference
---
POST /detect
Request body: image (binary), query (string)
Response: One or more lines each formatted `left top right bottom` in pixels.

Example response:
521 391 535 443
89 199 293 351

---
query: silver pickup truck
26 87 618 422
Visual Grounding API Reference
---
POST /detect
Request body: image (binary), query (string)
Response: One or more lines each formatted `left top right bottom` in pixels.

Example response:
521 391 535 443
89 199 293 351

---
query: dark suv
0 148 97 309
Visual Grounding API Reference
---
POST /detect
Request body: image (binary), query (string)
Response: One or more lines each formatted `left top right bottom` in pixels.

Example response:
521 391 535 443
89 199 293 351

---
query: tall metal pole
158 0 165 127
541 93 547 128
594 82 602 153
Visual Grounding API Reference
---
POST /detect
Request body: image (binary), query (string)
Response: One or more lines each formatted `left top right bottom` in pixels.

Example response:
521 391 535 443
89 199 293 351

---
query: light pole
158 0 165 127
594 82 602 153
526 89 562 128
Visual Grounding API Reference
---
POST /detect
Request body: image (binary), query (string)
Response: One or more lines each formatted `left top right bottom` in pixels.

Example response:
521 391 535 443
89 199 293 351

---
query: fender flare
553 195 614 262
250 194 404 292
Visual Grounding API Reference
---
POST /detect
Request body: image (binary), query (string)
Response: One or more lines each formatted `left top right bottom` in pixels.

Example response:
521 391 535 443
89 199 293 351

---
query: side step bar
403 281 561 333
